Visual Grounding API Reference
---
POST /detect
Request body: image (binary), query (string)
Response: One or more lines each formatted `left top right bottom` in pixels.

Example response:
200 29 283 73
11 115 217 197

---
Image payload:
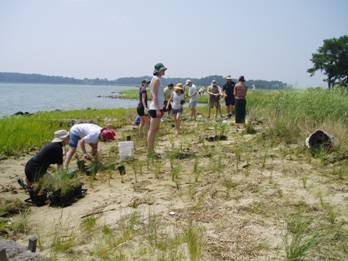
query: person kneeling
24 130 69 187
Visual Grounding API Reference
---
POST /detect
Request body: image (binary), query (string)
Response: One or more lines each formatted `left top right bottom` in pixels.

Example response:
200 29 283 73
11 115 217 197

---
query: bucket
118 141 134 161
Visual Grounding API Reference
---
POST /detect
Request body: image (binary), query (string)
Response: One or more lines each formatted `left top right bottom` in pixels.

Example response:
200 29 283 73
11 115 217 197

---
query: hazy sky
1 0 347 87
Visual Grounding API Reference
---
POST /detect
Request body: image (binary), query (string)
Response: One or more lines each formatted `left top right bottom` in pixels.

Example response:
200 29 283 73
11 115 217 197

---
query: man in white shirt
64 123 116 169
186 79 198 121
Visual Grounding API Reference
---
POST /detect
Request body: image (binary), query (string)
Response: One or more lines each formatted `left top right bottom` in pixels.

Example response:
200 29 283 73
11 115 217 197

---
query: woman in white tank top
147 63 167 156
166 83 185 134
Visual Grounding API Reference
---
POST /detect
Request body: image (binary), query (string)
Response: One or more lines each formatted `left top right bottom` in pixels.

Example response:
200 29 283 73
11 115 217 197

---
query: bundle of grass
48 173 85 207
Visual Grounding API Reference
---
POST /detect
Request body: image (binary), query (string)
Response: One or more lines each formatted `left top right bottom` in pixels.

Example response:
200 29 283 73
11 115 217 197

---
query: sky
0 0 347 87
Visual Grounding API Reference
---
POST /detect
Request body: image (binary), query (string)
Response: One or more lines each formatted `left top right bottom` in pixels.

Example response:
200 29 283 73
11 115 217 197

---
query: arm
79 139 92 160
90 143 98 160
141 91 147 109
151 79 161 117
166 93 173 110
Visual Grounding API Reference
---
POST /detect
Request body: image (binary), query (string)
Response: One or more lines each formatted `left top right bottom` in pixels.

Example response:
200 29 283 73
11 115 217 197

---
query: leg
192 106 197 121
139 116 146 136
175 112 181 134
147 117 161 154
64 147 76 169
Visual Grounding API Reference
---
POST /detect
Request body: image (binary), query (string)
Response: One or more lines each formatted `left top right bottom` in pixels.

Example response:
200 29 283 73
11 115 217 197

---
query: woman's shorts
137 105 146 116
148 109 164 118
209 98 221 109
172 108 183 114
189 100 197 108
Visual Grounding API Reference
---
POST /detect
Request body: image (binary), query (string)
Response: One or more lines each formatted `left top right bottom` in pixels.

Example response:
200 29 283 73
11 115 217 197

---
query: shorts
163 101 171 112
69 133 80 148
209 98 221 109
148 109 164 118
137 105 147 116
172 108 183 114
189 100 197 108
25 160 47 182
225 96 235 106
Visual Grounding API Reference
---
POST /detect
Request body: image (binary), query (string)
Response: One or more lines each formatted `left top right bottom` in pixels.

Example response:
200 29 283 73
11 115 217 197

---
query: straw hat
174 83 184 92
224 75 232 80
52 130 69 143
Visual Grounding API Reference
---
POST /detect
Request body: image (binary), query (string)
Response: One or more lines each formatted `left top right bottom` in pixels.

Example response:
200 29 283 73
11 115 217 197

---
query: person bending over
64 123 116 169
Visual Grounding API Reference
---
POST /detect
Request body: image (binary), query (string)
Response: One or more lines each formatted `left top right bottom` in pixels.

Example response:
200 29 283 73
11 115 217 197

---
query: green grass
0 108 134 157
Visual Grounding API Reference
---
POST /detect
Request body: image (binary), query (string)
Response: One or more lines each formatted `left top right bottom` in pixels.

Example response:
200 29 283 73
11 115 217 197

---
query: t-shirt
70 123 102 144
189 84 198 102
149 76 165 110
172 92 185 110
164 86 174 101
222 82 235 98
26 142 63 176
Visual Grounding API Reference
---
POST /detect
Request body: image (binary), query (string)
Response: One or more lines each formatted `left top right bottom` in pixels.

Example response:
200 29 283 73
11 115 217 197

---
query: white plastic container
118 141 134 161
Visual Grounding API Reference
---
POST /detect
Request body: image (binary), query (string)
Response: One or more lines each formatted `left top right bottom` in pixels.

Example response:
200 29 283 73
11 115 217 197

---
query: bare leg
147 117 161 154
175 113 181 134
64 147 76 169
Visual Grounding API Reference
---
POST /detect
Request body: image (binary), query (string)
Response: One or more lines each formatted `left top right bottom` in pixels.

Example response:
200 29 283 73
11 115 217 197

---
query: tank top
149 75 165 110
138 86 148 108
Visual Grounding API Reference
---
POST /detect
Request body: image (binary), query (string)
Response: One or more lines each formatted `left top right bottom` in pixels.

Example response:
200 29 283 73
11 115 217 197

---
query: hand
84 153 92 161
144 108 149 115
156 109 161 118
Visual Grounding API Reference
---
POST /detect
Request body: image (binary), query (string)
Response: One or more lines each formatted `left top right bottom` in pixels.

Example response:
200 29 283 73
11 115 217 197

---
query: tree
308 35 348 89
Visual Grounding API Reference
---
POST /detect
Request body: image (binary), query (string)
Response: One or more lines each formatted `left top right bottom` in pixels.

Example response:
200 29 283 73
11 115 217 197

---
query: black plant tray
49 185 87 207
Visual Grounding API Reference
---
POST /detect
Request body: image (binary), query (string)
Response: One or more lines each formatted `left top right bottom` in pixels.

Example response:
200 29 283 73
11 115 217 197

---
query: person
137 79 150 136
222 75 236 118
234 76 248 128
167 83 185 134
186 79 198 121
163 83 174 118
64 123 116 169
147 62 167 156
24 130 69 186
207 80 223 119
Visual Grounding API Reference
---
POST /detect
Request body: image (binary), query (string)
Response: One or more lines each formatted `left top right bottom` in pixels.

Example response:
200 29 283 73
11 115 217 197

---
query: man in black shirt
25 130 69 186
222 75 236 118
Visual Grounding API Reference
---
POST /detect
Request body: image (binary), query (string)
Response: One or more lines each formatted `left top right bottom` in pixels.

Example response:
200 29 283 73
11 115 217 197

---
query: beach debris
118 165 126 175
27 236 37 253
305 129 337 151
169 211 176 216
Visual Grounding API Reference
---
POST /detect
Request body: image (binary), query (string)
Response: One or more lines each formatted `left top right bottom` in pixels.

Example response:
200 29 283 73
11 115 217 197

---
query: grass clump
0 198 28 217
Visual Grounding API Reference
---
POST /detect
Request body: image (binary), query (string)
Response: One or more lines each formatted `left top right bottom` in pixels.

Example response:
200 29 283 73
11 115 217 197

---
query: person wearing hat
234 76 248 127
147 63 167 156
222 75 236 118
167 83 185 134
162 83 174 119
24 130 70 186
207 80 223 119
186 79 198 121
64 123 116 169
137 79 150 136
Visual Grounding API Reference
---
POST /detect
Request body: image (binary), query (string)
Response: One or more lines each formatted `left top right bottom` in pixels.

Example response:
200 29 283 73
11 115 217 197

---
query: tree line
0 72 289 90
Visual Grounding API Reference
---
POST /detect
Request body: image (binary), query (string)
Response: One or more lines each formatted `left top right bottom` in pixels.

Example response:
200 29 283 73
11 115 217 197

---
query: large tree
308 35 348 89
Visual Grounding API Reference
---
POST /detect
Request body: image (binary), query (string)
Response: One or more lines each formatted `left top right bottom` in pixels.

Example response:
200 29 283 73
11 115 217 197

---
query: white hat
224 75 232 80
185 79 192 85
52 130 69 143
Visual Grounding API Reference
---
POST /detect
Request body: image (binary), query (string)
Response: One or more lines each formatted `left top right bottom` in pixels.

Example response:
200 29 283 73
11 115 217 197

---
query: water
0 83 138 118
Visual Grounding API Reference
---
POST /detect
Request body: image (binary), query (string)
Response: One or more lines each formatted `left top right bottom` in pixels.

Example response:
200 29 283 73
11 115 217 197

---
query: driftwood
81 207 117 219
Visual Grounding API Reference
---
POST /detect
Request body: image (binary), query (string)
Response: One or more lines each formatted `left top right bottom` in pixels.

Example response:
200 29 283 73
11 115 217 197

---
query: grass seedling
184 222 203 261
283 214 320 261
301 176 308 189
80 216 97 234
145 212 159 247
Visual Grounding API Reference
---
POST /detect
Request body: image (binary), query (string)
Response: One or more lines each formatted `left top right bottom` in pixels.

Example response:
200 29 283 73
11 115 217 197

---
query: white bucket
118 141 134 161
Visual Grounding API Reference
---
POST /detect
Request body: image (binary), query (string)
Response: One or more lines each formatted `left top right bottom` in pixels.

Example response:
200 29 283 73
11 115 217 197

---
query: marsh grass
183 222 204 261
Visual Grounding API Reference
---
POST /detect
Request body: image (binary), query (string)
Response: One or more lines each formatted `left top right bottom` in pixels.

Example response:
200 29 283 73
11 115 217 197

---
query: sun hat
224 75 232 80
185 79 192 85
239 76 245 82
101 128 116 141
174 83 184 92
153 63 167 74
52 130 69 143
141 79 151 84
168 83 174 88
211 80 217 85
